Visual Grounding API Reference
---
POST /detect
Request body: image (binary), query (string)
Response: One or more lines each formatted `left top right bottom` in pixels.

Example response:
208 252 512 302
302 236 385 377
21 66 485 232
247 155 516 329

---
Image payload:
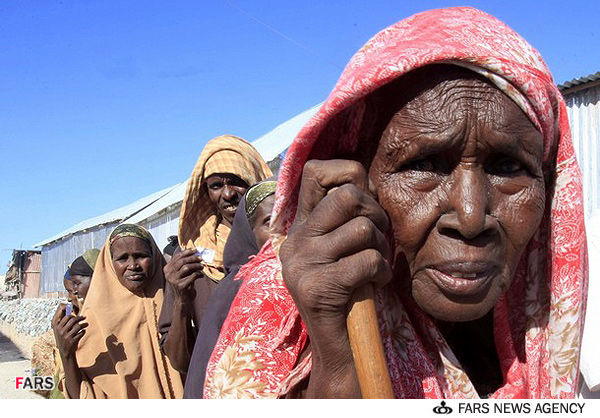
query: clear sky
1 0 599 270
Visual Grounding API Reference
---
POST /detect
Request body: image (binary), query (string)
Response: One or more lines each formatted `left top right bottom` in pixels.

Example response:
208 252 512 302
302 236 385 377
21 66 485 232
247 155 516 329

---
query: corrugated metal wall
40 223 117 294
139 204 181 252
39 206 181 295
564 84 600 218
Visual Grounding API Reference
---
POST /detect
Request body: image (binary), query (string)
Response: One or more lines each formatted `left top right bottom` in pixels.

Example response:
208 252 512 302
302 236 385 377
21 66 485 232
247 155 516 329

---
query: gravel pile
0 298 61 337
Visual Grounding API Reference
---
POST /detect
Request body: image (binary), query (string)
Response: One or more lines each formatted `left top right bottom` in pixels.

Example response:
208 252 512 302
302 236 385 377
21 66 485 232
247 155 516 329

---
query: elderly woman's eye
403 158 436 172
489 156 524 175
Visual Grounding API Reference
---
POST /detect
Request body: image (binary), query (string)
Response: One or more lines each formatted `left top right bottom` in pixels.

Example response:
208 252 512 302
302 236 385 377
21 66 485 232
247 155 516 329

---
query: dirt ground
0 324 43 399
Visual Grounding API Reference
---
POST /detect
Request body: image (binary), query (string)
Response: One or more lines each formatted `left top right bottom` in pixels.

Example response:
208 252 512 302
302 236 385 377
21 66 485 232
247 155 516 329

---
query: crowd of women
36 7 589 399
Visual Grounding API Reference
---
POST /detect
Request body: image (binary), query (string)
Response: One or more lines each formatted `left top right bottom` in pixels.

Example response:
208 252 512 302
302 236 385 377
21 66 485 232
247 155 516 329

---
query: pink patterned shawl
204 7 588 399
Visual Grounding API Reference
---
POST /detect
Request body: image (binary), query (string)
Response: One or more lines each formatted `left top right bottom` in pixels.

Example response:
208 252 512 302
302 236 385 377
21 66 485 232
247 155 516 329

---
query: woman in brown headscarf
159 135 272 374
56 224 183 398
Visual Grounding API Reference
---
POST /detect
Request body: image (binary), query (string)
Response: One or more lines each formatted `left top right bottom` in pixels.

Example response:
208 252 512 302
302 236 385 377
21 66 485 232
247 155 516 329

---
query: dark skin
52 278 87 398
64 278 76 304
280 68 546 398
52 304 86 398
162 172 249 372
250 194 275 249
110 237 154 296
71 274 92 300
205 173 250 228
162 247 202 372
53 237 155 398
63 278 80 314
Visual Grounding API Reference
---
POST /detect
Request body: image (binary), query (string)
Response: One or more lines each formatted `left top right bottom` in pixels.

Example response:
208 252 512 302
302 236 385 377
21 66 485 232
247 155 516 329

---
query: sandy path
0 330 43 399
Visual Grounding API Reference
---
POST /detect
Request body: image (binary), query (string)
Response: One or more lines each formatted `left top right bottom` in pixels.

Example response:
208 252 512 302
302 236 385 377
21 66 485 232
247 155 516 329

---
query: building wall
40 223 117 294
22 252 41 298
39 206 181 296
140 204 181 252
564 84 600 218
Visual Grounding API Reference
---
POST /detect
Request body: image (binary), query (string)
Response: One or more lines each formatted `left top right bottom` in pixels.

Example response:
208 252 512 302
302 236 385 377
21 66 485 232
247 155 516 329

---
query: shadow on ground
0 330 27 363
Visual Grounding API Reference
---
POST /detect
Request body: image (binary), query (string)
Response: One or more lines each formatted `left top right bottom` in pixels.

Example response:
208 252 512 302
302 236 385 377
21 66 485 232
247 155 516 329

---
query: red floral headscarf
204 7 587 399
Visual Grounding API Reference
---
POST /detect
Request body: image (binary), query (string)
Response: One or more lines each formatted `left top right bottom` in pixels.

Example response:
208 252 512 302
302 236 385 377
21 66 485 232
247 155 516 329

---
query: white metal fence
564 84 600 219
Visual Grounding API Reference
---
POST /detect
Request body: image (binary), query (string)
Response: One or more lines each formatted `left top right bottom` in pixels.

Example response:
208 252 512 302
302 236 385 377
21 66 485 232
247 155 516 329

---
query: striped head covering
110 224 153 245
178 135 272 281
245 180 277 220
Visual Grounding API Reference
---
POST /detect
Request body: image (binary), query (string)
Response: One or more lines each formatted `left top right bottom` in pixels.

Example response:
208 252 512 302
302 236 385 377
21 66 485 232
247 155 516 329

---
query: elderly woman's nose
440 168 496 240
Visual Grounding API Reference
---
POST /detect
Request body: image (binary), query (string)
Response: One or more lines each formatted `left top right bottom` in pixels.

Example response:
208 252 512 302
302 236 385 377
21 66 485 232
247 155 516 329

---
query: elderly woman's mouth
125 273 146 281
424 262 497 296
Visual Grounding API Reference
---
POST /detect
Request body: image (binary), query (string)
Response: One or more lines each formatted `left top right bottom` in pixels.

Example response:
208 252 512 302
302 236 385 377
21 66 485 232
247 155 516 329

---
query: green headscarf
110 224 153 246
245 181 277 219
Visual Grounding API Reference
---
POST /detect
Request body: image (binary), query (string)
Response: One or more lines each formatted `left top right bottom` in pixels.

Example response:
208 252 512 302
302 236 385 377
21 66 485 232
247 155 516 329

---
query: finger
169 249 197 266
319 216 391 261
58 311 76 328
173 254 203 273
334 248 393 290
63 315 86 329
368 176 378 199
177 248 198 258
72 330 86 342
295 160 370 226
178 273 200 289
304 183 389 235
67 322 88 338
52 304 66 326
175 262 204 279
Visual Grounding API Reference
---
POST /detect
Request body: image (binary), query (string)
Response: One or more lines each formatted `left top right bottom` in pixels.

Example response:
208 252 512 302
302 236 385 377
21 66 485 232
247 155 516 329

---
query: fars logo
15 375 55 391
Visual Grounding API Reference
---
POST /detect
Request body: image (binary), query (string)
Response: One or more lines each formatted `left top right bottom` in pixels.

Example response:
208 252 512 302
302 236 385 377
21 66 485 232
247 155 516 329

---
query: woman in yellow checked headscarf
159 135 272 374
178 135 272 281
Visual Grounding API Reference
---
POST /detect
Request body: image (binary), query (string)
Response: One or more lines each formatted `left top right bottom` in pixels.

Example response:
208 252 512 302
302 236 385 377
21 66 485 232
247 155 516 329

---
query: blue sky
1 0 599 270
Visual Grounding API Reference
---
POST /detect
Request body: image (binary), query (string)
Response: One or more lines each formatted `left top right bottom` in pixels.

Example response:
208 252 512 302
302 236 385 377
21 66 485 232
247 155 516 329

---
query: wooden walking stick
347 284 395 398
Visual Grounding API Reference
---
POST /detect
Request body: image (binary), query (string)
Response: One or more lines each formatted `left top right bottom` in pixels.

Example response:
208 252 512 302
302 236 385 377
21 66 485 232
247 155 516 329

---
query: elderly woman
203 8 587 399
56 224 183 398
159 135 272 373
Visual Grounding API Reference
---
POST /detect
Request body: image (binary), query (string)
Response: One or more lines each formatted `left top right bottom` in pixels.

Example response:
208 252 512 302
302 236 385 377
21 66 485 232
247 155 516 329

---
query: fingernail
368 178 378 198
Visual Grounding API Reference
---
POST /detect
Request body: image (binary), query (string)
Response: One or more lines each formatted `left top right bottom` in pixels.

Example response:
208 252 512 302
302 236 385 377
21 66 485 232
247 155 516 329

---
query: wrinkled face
205 173 250 227
250 194 275 249
110 237 154 295
369 73 545 322
71 274 92 300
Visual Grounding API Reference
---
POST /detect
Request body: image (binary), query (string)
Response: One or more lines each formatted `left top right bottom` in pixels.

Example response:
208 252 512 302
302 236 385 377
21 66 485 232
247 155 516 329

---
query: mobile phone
65 301 73 316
